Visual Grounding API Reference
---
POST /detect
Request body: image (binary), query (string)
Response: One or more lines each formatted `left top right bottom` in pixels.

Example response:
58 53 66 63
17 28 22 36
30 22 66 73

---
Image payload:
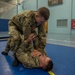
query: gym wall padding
0 19 9 32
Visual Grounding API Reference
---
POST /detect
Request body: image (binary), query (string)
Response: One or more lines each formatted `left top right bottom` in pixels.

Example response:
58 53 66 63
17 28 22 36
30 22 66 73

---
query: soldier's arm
22 17 32 41
32 30 38 49
13 38 21 53
21 24 34 52
37 23 47 54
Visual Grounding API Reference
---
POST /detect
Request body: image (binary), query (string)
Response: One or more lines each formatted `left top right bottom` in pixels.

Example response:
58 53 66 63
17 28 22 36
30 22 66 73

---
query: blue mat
0 41 75 75
46 43 75 75
0 41 49 75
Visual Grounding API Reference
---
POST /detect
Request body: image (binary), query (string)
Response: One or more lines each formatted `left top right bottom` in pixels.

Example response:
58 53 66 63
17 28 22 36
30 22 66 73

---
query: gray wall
24 0 37 10
72 0 75 19
38 0 71 34
38 0 75 34
0 0 75 34
71 0 75 34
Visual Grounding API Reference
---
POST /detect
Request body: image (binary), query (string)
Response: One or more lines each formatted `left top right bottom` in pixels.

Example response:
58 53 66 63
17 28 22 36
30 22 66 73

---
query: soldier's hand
26 33 35 42
31 50 41 57
1 51 8 55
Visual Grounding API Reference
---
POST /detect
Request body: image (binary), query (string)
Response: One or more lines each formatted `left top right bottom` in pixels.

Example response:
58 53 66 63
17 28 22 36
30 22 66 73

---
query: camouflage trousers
5 20 22 53
16 45 39 68
8 20 21 40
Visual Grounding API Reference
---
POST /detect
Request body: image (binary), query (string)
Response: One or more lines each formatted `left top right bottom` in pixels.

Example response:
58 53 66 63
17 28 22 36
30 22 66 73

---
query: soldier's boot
12 58 20 67
1 38 11 55
12 54 20 67
1 47 10 55
1 51 8 55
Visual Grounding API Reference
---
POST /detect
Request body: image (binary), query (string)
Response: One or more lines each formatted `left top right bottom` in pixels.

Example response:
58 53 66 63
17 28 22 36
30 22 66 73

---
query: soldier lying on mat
16 48 53 71
15 34 53 71
1 33 53 71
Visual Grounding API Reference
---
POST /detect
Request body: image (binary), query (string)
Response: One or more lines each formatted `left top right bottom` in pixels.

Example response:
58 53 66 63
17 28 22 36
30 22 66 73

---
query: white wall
72 0 75 19
23 0 37 10
17 2 24 14
1 0 75 34
71 0 75 34
38 0 72 34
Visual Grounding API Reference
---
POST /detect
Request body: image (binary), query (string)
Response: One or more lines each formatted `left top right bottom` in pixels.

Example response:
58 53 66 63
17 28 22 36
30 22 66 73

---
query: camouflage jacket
10 10 46 54
16 42 40 68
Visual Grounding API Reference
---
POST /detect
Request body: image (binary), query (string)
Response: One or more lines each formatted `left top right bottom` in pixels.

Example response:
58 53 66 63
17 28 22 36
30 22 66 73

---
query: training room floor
47 33 75 47
1 32 75 47
0 33 75 75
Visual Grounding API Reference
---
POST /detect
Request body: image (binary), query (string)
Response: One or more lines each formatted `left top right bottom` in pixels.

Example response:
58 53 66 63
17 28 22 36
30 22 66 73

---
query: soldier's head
39 55 53 71
35 7 50 25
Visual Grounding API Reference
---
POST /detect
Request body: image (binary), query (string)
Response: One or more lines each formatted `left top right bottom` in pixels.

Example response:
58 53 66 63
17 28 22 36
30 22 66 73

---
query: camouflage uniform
16 31 46 68
2 10 47 67
14 11 47 68
37 23 47 55
16 42 40 68
4 37 21 54
4 10 47 55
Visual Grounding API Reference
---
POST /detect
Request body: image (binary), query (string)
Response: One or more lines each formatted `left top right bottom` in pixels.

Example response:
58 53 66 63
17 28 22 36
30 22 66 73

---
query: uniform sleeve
37 23 47 53
23 56 40 68
16 50 40 68
22 17 32 40
13 39 21 53
32 29 38 49
12 14 32 40
20 17 33 52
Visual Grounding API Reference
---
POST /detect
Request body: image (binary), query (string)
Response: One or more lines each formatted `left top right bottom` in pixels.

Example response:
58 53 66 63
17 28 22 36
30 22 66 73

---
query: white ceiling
0 0 24 14
0 0 24 4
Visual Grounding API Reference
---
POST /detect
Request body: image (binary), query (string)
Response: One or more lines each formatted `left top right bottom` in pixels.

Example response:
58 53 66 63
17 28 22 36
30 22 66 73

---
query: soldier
1 36 21 66
15 32 53 71
1 7 50 66
16 37 53 71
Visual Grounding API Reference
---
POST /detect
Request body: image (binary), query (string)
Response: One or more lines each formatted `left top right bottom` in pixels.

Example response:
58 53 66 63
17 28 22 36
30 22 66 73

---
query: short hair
38 7 50 20
44 60 53 71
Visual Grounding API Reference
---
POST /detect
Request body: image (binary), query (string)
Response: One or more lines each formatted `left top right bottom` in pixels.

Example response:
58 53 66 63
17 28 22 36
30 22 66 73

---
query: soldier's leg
11 39 21 67
1 38 11 55
10 39 21 67
1 20 14 55
32 30 38 49
8 24 21 66
12 53 20 67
